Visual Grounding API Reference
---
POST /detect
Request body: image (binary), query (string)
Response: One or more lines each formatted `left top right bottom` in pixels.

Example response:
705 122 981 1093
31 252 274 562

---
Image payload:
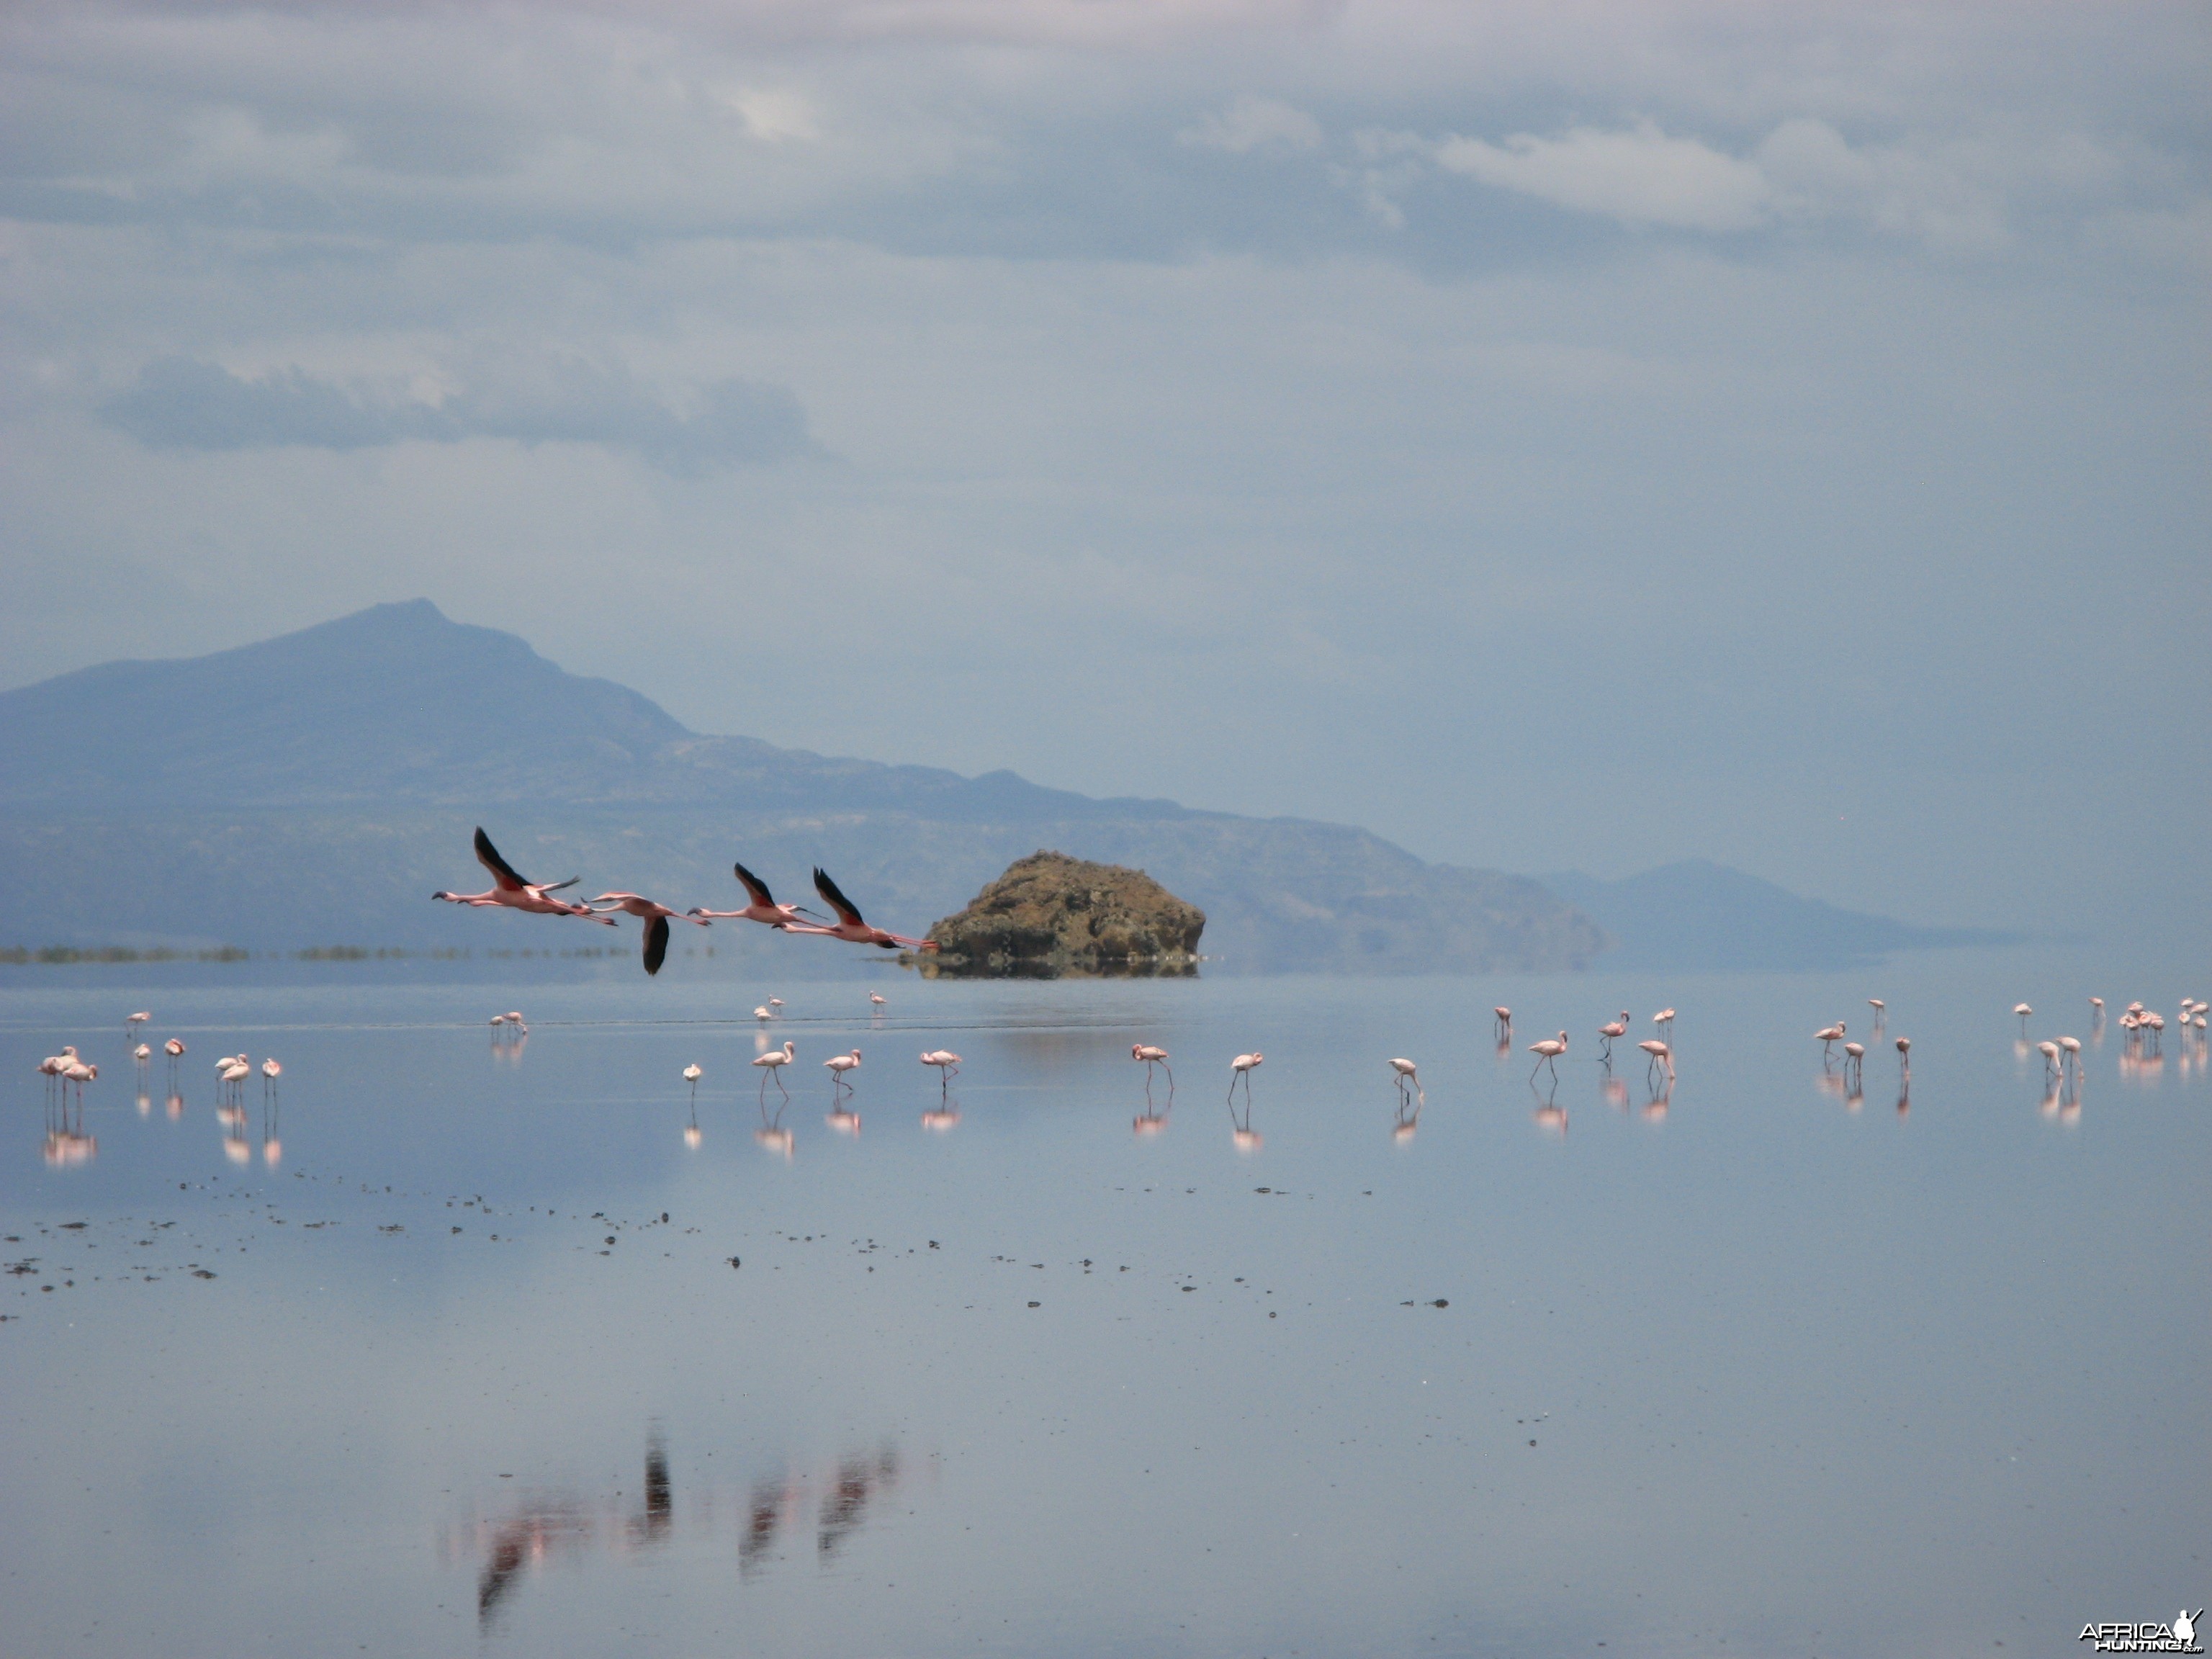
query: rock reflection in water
454 1435 909 1628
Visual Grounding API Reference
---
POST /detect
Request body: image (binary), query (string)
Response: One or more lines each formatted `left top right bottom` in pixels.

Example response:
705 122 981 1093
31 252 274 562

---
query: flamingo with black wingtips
589 892 709 976
786 869 938 950
687 861 830 931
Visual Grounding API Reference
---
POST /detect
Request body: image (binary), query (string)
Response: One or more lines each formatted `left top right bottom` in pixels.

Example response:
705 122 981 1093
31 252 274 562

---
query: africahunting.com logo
2081 1611 2204 1653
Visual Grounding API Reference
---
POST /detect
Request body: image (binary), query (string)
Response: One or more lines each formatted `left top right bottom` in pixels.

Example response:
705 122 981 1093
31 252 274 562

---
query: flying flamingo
683 1063 703 1105
824 1050 863 1097
588 892 709 976
1637 1038 1673 1086
1596 1012 1628 1063
1814 1022 1845 1061
753 1040 796 1103
1131 1044 1173 1092
1528 1031 1568 1083
786 869 938 951
1228 1052 1263 1106
686 861 828 931
433 827 607 920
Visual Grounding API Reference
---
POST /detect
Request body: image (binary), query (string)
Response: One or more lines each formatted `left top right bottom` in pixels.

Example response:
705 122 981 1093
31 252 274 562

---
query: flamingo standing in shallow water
1388 1057 1422 1112
1597 1012 1628 1063
1132 1044 1173 1092
164 1037 184 1088
2014 1002 2033 1036
1653 1009 1676 1037
920 1050 962 1089
824 1051 863 1107
683 1063 703 1105
1637 1038 1673 1086
1493 1007 1512 1041
1228 1052 1263 1106
1814 1022 1845 1062
753 1040 796 1103
1528 1032 1568 1083
126 1011 150 1043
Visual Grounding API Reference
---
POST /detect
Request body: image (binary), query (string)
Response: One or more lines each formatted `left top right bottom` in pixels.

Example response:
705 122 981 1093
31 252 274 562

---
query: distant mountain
1542 860 2017 971
0 601 1604 972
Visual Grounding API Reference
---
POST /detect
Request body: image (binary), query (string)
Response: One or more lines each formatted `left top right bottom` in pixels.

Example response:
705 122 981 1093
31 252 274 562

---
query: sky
2 0 2207 943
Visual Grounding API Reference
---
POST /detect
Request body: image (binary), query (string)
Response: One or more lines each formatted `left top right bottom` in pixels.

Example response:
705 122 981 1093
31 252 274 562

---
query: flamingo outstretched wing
642 914 670 976
474 827 532 894
812 868 867 927
733 861 777 909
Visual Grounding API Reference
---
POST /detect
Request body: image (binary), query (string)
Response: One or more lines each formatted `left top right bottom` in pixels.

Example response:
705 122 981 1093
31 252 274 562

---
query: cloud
1179 95 1324 156
1431 121 1771 231
99 355 821 475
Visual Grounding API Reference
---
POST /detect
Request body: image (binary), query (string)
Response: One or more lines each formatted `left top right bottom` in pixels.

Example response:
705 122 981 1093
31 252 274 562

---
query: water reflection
42 1080 95 1167
755 1097 794 1160
460 1432 675 1629
1227 1093 1261 1155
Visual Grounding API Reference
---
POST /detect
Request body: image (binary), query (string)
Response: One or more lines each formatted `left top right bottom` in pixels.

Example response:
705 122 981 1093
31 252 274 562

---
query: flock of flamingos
30 822 2211 1162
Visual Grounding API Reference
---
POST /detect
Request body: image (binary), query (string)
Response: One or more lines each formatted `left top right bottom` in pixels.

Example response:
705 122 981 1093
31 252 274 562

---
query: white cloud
1432 120 1771 231
1178 94 1323 156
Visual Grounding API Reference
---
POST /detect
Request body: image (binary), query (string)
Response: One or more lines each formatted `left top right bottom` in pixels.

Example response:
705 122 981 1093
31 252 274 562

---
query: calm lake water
4 948 2206 1658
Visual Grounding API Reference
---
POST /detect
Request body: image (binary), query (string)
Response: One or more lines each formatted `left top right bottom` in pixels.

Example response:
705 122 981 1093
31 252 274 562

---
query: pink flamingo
1131 1044 1173 1089
1814 1021 1845 1061
824 1049 863 1097
784 869 938 951
588 892 709 976
1228 1051 1263 1106
686 861 830 930
753 1040 796 1103
1493 1007 1512 1040
1387 1057 1421 1110
1597 1012 1628 1062
434 827 608 920
1637 1038 1673 1085
1528 1031 1568 1083
920 1050 962 1089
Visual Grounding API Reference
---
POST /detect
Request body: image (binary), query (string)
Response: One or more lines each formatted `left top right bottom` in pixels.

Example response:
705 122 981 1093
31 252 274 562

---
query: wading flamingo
1653 1008 1676 1036
1528 1031 1568 1083
1597 1012 1628 1063
261 1056 281 1101
2014 1002 2033 1035
1387 1057 1421 1109
1132 1044 1173 1092
824 1050 863 1097
164 1037 184 1087
126 1011 150 1042
683 1063 703 1105
1814 1022 1845 1061
920 1050 962 1089
753 1040 796 1103
1228 1052 1263 1106
1493 1007 1512 1040
1637 1038 1673 1087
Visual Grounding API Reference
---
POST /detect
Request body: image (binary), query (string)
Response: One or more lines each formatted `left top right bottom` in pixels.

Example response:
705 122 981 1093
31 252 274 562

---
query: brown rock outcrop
919 851 1204 977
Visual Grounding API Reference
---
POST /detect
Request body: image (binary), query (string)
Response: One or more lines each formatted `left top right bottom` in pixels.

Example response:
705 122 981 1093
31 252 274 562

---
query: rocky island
917 851 1205 977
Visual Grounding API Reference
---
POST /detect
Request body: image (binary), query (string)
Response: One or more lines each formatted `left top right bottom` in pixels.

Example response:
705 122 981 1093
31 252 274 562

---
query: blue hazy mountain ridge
0 601 1601 971
1542 862 2017 971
